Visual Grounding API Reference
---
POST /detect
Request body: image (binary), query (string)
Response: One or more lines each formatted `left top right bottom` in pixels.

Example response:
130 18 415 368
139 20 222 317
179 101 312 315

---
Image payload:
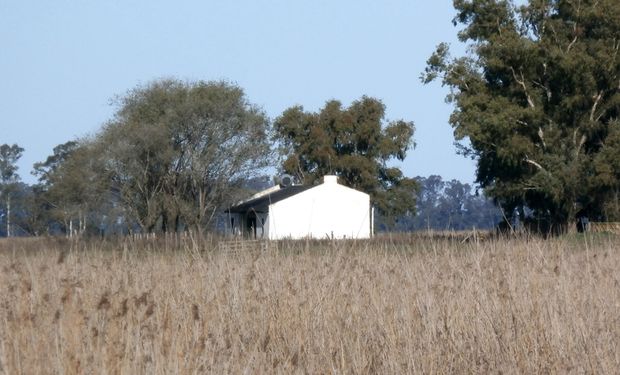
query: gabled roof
226 185 313 213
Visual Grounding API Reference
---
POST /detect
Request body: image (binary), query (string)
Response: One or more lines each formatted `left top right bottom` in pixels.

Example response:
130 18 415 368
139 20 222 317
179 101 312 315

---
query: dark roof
226 185 313 213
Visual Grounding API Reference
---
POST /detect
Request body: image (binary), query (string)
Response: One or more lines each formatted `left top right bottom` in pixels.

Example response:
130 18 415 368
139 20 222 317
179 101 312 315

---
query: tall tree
423 0 620 232
273 96 417 222
0 144 24 237
34 141 108 236
99 79 271 233
33 141 79 185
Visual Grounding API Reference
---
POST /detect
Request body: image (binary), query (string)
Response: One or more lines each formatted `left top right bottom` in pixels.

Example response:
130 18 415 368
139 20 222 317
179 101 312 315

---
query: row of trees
0 79 419 236
0 167 499 237
393 176 502 232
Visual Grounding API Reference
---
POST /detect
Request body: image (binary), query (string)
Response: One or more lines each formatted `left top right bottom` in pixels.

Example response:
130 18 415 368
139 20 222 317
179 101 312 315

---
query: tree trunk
162 212 168 234
79 211 86 236
6 193 10 238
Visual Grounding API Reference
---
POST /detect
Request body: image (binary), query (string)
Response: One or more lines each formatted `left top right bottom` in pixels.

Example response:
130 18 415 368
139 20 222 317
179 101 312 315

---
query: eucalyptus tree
423 0 620 232
273 96 417 222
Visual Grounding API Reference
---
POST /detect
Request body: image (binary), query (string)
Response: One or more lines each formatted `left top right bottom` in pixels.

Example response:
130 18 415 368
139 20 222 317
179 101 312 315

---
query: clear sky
1 0 476 185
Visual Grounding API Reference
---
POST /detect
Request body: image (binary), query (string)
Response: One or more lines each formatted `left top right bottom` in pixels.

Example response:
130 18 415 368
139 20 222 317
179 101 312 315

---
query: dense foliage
424 0 620 232
99 79 272 233
274 97 417 222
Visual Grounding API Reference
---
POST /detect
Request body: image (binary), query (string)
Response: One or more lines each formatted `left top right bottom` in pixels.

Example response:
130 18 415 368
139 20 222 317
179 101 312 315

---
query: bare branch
610 40 619 71
511 67 535 109
549 23 560 47
516 120 529 127
532 80 552 102
579 134 586 152
567 35 578 53
538 127 546 149
567 1 581 53
524 156 544 171
590 91 603 122
572 126 588 157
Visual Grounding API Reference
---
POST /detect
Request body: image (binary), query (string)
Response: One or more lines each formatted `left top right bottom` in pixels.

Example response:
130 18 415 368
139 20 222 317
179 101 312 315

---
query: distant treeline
386 176 502 232
0 173 501 237
0 80 420 237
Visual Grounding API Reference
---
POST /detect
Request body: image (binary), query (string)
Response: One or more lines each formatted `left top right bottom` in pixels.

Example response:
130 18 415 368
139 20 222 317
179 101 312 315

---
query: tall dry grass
0 234 618 374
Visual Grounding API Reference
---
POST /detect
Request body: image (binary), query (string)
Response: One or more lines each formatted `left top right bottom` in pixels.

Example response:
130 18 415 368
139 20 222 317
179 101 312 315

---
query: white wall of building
267 176 371 240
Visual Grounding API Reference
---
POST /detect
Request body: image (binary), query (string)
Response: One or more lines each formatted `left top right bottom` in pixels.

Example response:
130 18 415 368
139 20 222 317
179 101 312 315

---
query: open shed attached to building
226 175 373 240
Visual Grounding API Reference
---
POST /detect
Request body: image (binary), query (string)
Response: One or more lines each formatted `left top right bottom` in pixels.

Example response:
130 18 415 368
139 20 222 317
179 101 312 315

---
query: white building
226 175 373 240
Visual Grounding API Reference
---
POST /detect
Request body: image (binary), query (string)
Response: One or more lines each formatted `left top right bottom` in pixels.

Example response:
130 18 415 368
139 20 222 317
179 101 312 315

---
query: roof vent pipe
279 174 293 188
323 175 338 184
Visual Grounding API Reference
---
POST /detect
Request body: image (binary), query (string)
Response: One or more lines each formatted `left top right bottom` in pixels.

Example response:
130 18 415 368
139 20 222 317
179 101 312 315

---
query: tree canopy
423 0 620 232
99 79 272 233
273 96 417 222
32 140 107 236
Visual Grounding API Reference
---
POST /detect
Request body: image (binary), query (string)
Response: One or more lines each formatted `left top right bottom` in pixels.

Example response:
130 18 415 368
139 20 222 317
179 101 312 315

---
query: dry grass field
0 234 618 374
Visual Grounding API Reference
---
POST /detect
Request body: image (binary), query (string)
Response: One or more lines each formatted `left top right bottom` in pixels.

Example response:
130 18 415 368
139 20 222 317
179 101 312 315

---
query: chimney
323 175 338 184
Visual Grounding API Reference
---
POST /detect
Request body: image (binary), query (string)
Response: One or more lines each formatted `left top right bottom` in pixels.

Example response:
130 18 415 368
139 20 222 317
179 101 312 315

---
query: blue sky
1 0 476 185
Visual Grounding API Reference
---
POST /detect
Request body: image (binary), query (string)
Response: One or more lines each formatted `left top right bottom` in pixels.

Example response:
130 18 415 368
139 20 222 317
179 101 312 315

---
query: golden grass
0 235 618 374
